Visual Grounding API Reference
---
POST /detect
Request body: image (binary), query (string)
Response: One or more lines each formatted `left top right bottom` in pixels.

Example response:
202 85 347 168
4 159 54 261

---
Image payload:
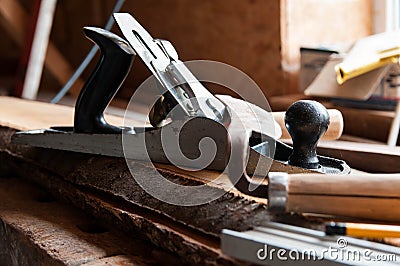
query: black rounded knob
284 100 330 169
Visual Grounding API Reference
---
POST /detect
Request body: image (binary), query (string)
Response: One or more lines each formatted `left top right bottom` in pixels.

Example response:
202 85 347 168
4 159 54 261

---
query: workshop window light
386 0 400 30
374 0 400 33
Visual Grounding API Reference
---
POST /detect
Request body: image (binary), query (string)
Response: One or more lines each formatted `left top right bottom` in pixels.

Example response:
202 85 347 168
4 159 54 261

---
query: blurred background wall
0 0 372 102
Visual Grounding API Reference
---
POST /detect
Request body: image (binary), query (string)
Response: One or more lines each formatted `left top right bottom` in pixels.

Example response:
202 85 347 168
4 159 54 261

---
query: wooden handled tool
268 172 400 222
273 109 343 140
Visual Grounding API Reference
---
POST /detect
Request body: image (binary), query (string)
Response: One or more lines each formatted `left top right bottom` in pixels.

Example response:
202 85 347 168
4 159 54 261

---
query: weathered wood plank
3 95 400 264
0 148 241 265
0 176 181 266
1 126 308 237
0 97 320 263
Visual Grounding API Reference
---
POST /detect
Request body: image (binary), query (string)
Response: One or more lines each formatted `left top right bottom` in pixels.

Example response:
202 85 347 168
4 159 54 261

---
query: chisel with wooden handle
268 172 400 222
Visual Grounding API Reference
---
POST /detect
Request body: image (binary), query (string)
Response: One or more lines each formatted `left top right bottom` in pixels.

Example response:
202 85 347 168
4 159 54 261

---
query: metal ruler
222 222 400 265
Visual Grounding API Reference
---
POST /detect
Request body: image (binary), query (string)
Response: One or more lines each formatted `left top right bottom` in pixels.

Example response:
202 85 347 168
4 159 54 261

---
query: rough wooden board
0 176 181 266
1 114 320 233
0 150 242 265
81 255 148 266
0 99 320 264
2 98 400 262
1 130 295 237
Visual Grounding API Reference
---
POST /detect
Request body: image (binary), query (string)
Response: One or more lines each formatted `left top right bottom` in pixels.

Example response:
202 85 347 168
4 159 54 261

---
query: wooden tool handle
273 109 343 140
268 172 400 222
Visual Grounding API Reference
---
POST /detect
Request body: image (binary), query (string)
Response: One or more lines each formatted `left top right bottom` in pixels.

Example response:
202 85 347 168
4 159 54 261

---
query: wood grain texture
0 96 131 131
0 176 181 266
0 97 319 264
273 109 343 140
0 141 239 265
287 195 400 223
287 173 400 197
267 172 400 222
3 96 400 260
141 0 282 95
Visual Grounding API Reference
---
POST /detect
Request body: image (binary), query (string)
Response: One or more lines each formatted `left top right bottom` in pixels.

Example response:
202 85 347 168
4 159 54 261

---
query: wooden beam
44 43 84 97
0 0 27 44
0 0 84 97
21 0 58 100
14 0 42 97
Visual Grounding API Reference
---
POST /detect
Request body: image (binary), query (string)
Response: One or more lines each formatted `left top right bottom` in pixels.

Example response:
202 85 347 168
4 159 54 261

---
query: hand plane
12 13 349 180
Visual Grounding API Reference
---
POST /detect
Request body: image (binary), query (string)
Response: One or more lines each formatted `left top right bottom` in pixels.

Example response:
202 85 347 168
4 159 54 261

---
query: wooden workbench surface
1 96 400 264
0 176 180 265
0 96 314 265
